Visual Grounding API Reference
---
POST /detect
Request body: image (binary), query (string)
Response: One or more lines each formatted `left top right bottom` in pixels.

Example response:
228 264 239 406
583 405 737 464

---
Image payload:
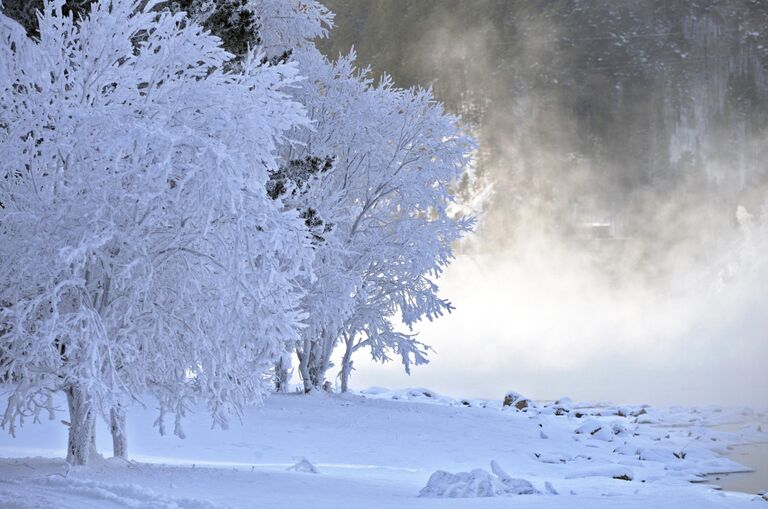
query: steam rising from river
350 232 768 407
324 3 768 407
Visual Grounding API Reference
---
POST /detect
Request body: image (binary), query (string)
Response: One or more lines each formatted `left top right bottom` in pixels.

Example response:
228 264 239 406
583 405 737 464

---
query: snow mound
358 387 495 408
574 418 604 435
565 464 635 481
419 461 540 498
534 452 570 464
0 476 222 509
636 446 685 462
287 458 319 474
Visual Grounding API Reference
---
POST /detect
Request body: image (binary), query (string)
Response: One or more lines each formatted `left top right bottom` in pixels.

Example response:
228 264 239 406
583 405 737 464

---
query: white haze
349 235 768 407
318 3 768 408
344 122 768 407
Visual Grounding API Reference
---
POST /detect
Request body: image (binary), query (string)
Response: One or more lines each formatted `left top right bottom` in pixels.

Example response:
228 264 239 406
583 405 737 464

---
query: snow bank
0 388 764 508
1 475 220 509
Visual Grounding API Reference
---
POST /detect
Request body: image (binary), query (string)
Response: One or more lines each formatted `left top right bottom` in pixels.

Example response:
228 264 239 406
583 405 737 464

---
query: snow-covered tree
188 0 476 392
0 0 92 37
276 47 475 392
251 0 333 59
166 0 333 66
0 0 311 464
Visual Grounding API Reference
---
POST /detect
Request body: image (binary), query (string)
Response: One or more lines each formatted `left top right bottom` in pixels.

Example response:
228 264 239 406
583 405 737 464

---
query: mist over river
322 0 768 408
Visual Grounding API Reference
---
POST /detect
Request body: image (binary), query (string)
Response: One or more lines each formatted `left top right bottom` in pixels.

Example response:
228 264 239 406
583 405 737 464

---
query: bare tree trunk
274 355 291 393
110 404 127 459
299 334 338 393
340 333 354 393
297 341 314 393
309 351 328 390
317 332 334 388
308 355 322 389
340 360 352 393
65 385 97 466
306 329 336 391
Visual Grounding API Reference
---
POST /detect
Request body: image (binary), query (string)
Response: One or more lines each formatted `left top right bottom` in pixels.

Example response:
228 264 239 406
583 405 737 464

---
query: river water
699 423 768 495
708 441 768 495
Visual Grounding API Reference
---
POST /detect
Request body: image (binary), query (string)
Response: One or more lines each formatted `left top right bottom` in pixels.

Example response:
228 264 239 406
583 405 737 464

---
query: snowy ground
1 388 766 508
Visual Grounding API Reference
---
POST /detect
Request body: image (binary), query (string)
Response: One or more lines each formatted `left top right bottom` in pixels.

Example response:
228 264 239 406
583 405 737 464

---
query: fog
321 1 768 407
349 238 768 407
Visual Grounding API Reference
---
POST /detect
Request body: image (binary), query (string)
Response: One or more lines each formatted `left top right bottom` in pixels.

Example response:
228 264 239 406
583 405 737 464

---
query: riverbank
701 422 768 495
0 388 765 508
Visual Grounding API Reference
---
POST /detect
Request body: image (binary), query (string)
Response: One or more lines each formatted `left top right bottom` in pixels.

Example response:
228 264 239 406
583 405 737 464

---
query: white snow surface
1 388 766 508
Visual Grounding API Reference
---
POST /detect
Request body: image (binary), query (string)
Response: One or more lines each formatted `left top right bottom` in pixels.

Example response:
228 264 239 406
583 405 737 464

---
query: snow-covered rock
503 391 532 411
575 418 604 435
419 461 539 497
419 469 498 497
288 458 319 474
